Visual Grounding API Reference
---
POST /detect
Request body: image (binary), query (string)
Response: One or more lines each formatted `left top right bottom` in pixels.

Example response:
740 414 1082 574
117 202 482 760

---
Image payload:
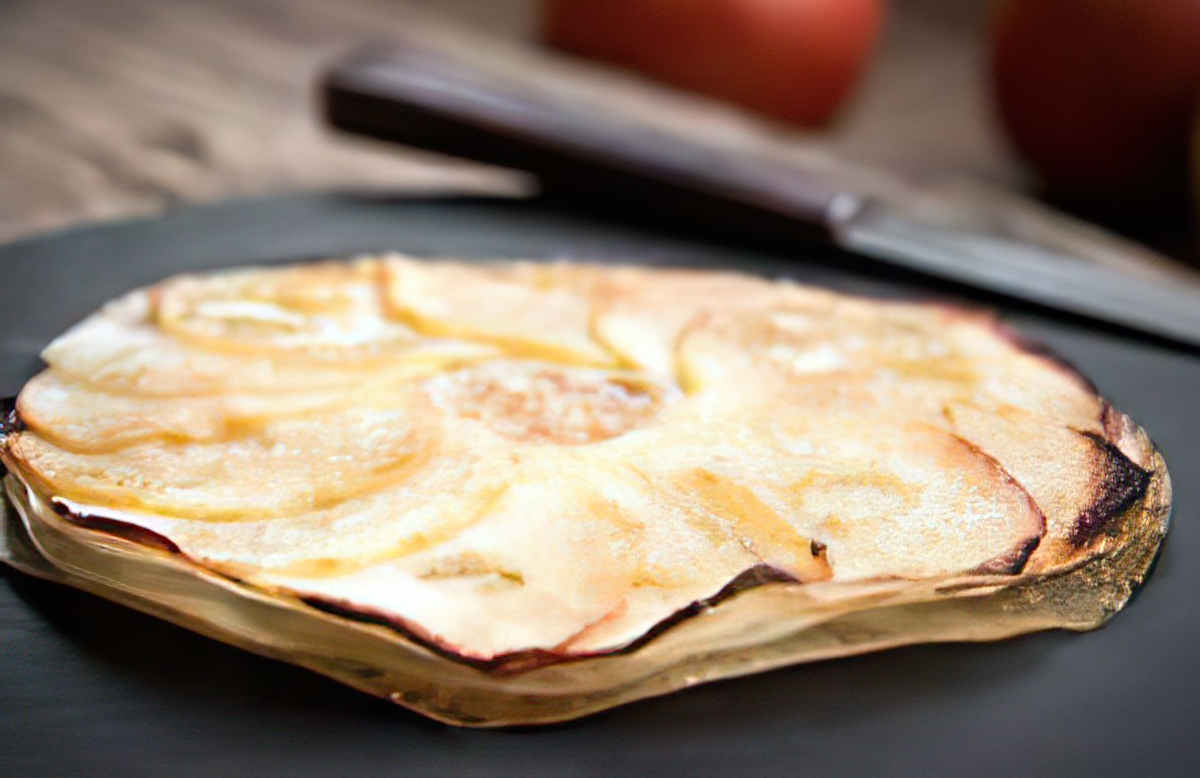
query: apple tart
0 256 1170 725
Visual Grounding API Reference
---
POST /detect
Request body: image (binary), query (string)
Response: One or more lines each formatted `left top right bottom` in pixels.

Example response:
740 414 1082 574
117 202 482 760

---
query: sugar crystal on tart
0 255 1169 725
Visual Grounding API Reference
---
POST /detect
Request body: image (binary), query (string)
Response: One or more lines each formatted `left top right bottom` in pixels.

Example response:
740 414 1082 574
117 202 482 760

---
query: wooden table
0 0 1193 262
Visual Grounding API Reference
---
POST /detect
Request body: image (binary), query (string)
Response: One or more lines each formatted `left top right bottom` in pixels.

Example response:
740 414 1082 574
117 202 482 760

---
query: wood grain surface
0 0 1027 244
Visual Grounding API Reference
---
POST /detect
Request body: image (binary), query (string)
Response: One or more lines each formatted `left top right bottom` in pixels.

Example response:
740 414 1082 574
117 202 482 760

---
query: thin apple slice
383 257 615 366
589 267 820 377
7 394 440 521
943 401 1146 569
154 260 420 362
14 371 444 452
664 467 834 582
48 451 514 579
677 302 971 395
676 303 1104 431
765 416 1045 579
631 414 1045 582
43 289 496 396
956 326 1104 433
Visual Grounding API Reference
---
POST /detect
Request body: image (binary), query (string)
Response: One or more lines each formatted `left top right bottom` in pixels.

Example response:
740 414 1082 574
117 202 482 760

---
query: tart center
425 362 667 444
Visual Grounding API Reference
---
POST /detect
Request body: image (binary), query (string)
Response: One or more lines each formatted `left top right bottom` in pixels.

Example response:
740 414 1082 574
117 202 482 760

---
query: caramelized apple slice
7 395 439 521
677 304 1104 431
763 417 1045 579
43 289 496 396
677 303 966 394
15 371 431 452
943 401 1146 569
590 268 818 377
58 453 514 580
630 415 1045 581
383 257 615 366
155 261 419 362
952 324 1104 433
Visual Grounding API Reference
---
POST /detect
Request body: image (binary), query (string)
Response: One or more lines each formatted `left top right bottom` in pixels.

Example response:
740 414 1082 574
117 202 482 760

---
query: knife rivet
826 192 862 224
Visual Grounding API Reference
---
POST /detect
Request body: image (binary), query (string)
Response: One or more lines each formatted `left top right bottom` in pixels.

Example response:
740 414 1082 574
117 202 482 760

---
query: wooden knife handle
321 42 845 242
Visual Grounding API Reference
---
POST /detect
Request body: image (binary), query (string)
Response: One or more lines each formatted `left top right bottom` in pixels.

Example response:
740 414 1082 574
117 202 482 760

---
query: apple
990 0 1200 208
541 0 885 127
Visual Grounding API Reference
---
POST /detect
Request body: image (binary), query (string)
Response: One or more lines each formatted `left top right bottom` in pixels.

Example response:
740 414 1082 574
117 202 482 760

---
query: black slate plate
1 193 1196 777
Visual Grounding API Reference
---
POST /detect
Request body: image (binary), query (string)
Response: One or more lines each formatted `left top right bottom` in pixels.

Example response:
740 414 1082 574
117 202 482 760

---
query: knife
321 43 1200 348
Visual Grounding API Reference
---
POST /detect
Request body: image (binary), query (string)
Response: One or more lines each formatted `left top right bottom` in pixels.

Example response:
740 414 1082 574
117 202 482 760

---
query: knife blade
834 197 1200 346
321 42 1200 348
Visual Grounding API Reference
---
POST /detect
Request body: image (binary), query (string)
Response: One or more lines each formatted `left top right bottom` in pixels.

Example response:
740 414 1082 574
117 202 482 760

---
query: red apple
990 0 1200 207
541 0 885 127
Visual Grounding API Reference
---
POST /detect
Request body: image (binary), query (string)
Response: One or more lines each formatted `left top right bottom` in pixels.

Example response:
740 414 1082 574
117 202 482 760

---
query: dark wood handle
321 42 845 242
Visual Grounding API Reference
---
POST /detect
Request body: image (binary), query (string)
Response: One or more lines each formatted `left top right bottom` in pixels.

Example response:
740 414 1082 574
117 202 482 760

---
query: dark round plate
1 193 1196 777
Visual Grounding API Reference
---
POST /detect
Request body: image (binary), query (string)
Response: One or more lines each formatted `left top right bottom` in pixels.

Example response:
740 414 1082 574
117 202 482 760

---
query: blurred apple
1194 104 1200 220
990 0 1200 209
541 0 885 127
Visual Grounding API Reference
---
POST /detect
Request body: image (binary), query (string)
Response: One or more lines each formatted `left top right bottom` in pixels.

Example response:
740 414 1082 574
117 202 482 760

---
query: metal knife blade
833 195 1200 347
